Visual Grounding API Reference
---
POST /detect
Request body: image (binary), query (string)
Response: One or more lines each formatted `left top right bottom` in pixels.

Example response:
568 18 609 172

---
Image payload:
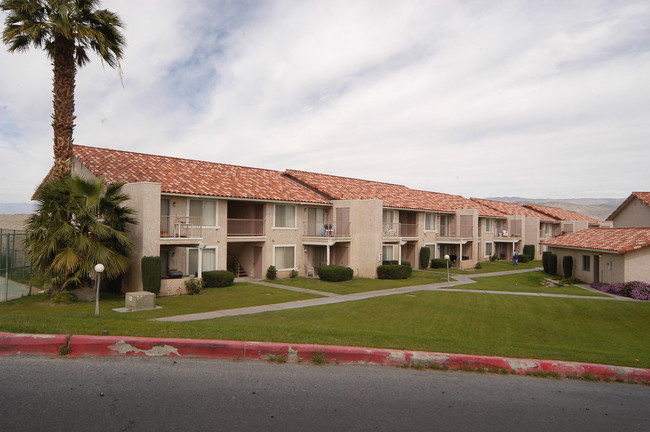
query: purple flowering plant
591 281 650 301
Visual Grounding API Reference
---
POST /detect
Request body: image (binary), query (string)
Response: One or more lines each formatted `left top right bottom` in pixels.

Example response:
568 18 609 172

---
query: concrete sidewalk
154 267 632 322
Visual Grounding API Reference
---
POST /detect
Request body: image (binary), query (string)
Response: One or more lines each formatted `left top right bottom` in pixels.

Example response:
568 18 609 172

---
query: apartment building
66 145 599 293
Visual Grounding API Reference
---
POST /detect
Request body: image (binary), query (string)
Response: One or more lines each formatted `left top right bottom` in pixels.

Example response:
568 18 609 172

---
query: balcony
227 218 264 236
160 216 202 239
382 223 418 238
303 221 351 242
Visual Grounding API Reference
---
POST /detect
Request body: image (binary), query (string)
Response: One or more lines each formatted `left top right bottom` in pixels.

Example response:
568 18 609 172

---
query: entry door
593 255 600 283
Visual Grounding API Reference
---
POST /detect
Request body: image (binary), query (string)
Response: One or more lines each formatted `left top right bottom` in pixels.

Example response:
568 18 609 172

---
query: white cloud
1 0 649 203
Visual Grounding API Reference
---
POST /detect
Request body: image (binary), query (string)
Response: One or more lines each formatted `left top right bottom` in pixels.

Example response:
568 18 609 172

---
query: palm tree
1 0 125 179
26 175 136 294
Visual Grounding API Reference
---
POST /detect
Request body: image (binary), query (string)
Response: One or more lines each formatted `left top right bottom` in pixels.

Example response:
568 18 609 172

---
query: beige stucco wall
624 248 650 283
122 182 161 292
338 199 383 278
612 197 650 228
547 247 628 284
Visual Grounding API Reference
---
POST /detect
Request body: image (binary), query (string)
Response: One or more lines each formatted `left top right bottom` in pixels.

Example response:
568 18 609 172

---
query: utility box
125 291 156 311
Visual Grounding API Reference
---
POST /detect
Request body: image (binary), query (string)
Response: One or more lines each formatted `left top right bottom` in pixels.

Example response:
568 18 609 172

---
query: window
439 215 451 236
485 242 493 257
485 219 493 232
424 244 436 259
190 199 217 226
382 245 394 261
274 246 295 270
274 205 296 228
582 255 590 272
425 214 436 231
188 247 217 277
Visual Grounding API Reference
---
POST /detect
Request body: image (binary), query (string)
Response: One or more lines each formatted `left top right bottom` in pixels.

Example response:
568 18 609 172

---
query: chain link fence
1 229 33 302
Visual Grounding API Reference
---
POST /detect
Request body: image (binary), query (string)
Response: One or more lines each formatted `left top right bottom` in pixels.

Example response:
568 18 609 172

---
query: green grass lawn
266 270 448 294
446 260 542 274
1 270 648 369
452 271 609 297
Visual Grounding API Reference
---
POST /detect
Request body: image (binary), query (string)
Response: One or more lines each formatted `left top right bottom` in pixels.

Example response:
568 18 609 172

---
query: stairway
227 255 248 278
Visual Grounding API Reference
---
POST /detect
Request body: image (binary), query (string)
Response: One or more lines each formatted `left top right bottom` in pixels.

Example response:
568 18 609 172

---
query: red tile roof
470 198 557 222
523 204 600 224
73 145 331 204
283 170 506 216
542 227 650 254
606 192 650 222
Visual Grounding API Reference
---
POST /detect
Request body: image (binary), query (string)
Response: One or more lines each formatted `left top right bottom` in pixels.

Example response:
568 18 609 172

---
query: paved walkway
154 268 633 322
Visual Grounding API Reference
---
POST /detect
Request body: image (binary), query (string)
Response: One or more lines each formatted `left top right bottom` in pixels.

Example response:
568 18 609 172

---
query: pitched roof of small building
523 203 600 224
542 227 650 254
606 192 650 222
73 145 331 204
283 169 506 216
470 198 557 222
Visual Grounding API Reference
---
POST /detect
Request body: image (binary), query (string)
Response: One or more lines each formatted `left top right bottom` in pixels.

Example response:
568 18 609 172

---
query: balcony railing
382 223 418 237
227 218 264 236
304 221 351 237
438 224 457 237
160 216 202 238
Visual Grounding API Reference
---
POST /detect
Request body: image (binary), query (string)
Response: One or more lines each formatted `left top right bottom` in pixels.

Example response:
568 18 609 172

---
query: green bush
141 256 162 295
290 269 299 278
202 270 235 288
184 277 203 295
430 258 448 269
317 265 354 282
518 254 530 263
266 265 277 280
548 253 558 275
562 256 573 278
474 262 482 270
542 251 551 273
377 264 412 279
51 291 77 303
419 247 431 269
523 244 535 261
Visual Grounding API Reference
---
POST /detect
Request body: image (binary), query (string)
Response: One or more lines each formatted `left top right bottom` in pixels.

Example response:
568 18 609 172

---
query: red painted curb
0 332 68 356
2 332 649 384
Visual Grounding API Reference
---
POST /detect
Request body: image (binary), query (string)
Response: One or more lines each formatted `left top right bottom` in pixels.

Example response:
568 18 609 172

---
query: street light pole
94 263 105 317
444 254 450 284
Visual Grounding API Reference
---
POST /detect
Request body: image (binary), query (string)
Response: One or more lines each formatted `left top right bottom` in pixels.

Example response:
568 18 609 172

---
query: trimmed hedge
562 256 573 279
542 251 551 273
419 247 431 269
523 244 535 261
202 270 235 288
431 258 448 269
141 256 161 295
266 265 277 280
317 265 354 282
377 264 412 280
548 253 558 275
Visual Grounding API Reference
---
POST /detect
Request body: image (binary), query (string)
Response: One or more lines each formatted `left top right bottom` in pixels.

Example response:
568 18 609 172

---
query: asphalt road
0 356 648 431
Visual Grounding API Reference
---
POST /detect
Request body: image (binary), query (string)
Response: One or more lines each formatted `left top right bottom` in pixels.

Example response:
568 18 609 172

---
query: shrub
377 264 412 279
266 265 277 280
419 247 431 269
51 292 77 303
542 251 551 273
317 265 353 282
141 256 162 295
547 253 558 275
202 270 235 288
290 269 299 278
184 277 203 295
591 281 650 301
518 254 530 263
523 244 535 261
562 256 573 278
430 258 448 269
474 262 482 270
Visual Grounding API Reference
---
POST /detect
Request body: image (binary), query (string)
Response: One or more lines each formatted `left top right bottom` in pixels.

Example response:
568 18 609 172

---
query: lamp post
94 263 105 317
444 254 450 284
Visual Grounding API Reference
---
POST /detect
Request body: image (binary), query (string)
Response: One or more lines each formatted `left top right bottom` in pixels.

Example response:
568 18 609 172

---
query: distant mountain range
0 203 36 215
1 197 626 221
485 197 625 221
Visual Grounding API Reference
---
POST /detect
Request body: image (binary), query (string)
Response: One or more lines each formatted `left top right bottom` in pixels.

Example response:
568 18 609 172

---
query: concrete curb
1 332 648 384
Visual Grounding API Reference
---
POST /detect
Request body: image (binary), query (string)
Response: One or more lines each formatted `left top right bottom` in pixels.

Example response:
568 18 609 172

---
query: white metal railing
160 216 202 238
304 221 351 237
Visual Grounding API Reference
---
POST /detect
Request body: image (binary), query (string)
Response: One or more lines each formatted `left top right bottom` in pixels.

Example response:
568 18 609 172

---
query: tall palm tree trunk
51 33 76 179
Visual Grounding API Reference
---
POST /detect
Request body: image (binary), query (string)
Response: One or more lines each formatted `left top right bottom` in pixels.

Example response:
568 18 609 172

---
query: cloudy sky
1 0 649 203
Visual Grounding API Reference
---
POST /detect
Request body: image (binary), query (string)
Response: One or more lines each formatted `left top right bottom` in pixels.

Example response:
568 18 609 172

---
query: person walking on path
513 250 519 265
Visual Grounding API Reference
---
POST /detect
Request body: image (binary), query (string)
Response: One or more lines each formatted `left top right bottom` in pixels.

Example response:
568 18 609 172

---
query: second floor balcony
160 216 202 239
304 221 351 239
383 222 418 238
227 218 264 236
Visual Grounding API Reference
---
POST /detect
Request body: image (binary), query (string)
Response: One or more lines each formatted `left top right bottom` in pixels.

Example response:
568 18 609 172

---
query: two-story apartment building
64 145 600 293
